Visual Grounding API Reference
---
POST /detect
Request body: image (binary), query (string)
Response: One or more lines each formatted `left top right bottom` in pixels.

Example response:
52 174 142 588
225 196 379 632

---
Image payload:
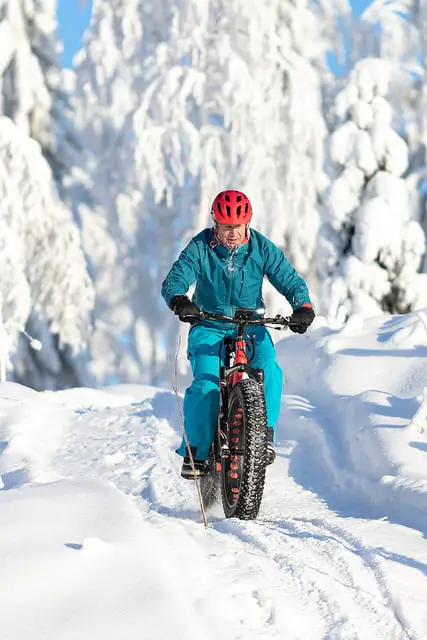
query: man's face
215 223 247 248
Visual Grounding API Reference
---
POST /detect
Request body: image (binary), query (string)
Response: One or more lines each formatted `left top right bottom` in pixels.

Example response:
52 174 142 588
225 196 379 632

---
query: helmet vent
236 195 242 202
224 194 230 202
226 205 231 216
217 202 222 213
245 203 248 213
236 205 241 216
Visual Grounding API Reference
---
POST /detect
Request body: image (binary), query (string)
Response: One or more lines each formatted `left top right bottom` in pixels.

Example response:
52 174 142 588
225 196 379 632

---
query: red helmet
211 190 253 224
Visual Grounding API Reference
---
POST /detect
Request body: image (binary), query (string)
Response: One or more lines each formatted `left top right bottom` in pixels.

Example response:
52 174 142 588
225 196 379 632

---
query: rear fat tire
221 379 268 519
200 449 220 509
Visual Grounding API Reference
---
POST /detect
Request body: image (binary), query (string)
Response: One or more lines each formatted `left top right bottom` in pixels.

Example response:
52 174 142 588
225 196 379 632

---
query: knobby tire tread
222 379 267 520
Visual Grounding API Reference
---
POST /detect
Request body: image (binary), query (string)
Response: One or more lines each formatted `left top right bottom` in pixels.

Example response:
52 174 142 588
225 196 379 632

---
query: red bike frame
229 336 248 386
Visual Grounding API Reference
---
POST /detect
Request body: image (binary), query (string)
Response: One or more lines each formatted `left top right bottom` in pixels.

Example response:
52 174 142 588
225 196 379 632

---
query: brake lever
265 315 291 331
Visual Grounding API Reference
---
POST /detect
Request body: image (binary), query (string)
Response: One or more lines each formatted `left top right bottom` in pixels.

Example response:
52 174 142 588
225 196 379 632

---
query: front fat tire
221 379 268 520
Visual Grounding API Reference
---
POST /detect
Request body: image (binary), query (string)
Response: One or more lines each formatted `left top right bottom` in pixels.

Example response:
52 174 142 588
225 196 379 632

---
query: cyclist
162 190 315 479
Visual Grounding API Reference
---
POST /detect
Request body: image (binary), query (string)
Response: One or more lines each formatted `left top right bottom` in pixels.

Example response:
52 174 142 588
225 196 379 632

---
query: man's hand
289 306 315 334
171 295 201 323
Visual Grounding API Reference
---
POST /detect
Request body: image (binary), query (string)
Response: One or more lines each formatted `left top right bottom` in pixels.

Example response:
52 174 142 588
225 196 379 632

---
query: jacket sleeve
161 239 201 308
263 239 312 310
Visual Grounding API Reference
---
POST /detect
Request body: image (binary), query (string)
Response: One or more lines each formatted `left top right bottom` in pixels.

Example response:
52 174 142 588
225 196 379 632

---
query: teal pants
177 324 283 460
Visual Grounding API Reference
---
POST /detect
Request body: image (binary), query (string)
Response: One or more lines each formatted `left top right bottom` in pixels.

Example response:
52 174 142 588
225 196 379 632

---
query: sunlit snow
1 311 427 639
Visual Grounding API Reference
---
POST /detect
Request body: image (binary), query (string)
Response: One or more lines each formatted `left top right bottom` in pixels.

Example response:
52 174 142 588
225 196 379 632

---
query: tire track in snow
52 392 423 638
54 398 199 514
300 517 416 640
215 515 410 640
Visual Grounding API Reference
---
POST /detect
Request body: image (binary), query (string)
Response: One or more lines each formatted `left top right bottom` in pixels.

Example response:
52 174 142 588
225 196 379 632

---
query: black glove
289 306 315 334
171 295 201 323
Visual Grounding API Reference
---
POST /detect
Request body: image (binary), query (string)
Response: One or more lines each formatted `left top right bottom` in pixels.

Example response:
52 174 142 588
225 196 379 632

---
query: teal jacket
161 228 311 317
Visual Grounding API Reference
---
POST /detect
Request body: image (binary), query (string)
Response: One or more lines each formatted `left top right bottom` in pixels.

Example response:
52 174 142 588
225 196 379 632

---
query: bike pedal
266 443 276 465
181 460 207 479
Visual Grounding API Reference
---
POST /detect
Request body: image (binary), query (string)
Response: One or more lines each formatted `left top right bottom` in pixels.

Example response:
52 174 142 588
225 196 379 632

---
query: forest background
1 0 427 390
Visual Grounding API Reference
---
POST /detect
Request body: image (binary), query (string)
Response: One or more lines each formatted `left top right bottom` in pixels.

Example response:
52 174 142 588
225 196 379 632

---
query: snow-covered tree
0 0 94 388
0 116 94 387
325 0 419 156
403 0 427 267
349 0 418 65
318 58 427 322
0 0 82 193
72 0 155 384
133 0 333 270
74 0 335 385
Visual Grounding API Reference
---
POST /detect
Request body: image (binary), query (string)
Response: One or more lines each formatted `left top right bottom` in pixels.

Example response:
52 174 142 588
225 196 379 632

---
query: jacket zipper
229 248 236 318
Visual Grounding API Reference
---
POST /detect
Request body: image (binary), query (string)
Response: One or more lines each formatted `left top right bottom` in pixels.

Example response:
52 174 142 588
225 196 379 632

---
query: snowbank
2 311 427 638
277 309 427 531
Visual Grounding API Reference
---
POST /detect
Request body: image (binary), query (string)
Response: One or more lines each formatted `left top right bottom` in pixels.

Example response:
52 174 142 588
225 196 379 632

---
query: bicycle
187 308 295 520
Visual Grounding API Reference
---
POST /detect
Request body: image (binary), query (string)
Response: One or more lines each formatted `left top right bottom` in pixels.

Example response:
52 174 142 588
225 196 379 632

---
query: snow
319 58 426 320
2 310 427 638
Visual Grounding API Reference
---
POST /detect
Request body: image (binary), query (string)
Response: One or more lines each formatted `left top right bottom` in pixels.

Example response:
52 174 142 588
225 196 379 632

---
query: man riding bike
161 190 314 479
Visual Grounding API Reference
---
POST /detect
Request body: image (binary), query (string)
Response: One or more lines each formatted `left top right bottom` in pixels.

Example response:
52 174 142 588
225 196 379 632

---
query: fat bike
192 309 293 520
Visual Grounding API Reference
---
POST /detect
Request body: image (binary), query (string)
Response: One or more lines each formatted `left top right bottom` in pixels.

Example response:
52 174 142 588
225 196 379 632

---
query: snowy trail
2 310 427 639
45 388 426 639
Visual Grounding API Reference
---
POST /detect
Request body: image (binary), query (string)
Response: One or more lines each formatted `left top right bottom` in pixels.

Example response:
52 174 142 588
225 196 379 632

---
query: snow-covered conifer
318 58 427 322
403 0 427 265
0 117 94 386
0 1 94 388
72 0 155 384
0 0 82 193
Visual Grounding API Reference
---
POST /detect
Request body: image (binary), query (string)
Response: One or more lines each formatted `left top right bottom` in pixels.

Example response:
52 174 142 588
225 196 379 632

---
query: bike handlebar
185 310 301 329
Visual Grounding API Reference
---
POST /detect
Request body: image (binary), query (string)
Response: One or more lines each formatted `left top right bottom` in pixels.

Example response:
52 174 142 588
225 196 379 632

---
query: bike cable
172 335 209 529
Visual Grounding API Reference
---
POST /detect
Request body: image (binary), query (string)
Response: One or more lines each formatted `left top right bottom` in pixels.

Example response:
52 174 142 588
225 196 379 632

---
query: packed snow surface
2 310 427 639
